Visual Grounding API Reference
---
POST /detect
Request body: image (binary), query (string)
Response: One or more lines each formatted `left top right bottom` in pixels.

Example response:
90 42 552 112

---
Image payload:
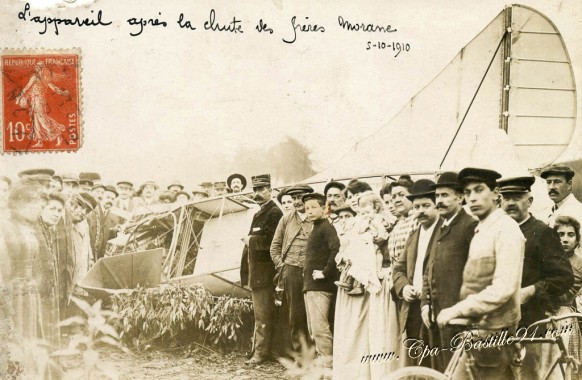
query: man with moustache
393 179 441 366
499 176 573 326
241 174 284 365
541 165 582 228
69 192 98 287
420 172 478 371
270 184 315 357
437 168 525 379
99 185 122 257
227 173 247 194
323 181 345 217
87 184 107 261
114 180 138 212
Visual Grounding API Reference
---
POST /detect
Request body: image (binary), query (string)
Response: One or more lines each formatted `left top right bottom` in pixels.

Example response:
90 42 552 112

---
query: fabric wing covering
308 5 577 182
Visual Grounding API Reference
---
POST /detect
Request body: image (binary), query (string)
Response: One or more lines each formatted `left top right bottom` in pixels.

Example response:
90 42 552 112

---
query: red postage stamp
1 50 81 153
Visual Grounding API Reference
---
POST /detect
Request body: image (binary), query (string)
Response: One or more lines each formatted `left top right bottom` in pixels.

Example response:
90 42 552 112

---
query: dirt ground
65 346 290 380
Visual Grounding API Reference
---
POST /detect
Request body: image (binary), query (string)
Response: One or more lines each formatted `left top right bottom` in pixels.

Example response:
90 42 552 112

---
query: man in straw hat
227 173 247 194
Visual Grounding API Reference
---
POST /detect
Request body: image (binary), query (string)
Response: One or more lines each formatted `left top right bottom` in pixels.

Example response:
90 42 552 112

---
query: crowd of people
1 164 582 379
240 165 582 380
0 168 252 378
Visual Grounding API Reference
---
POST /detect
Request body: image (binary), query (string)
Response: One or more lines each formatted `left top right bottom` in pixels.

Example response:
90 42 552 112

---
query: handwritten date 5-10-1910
366 41 411 57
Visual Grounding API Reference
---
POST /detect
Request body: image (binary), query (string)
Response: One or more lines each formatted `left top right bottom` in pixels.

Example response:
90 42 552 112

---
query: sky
1 0 581 190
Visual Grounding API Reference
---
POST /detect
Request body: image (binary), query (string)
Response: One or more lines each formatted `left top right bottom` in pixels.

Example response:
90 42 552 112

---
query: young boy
302 192 340 380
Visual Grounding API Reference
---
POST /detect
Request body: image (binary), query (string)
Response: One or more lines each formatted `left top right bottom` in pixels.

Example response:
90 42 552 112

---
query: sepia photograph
1 0 582 378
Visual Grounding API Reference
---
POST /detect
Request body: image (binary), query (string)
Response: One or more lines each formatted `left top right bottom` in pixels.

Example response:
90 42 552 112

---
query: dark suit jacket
240 200 283 288
421 209 478 315
393 218 441 333
519 215 573 326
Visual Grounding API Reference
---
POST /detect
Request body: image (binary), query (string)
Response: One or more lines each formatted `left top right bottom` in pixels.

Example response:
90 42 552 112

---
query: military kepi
540 165 575 181
458 167 502 185
498 176 535 193
251 174 271 188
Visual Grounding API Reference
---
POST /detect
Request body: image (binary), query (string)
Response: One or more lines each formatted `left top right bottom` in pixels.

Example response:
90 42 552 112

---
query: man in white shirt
541 165 582 228
392 179 441 365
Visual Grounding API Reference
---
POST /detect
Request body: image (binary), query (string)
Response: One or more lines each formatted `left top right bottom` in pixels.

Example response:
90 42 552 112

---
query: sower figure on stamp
270 184 314 357
392 179 441 367
499 176 574 380
437 167 526 380
421 172 478 372
15 61 69 148
241 174 283 365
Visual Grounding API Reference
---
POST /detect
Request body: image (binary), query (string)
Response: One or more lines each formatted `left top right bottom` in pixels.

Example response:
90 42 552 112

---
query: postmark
1 49 81 153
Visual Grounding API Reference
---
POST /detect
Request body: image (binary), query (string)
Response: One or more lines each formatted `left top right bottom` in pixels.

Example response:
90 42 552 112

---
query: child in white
335 191 388 294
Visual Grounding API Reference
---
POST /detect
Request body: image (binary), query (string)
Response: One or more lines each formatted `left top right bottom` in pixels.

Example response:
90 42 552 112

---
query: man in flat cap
114 180 138 212
499 175 574 378
78 178 94 193
499 176 573 325
324 180 346 220
18 168 54 190
393 179 441 366
541 165 582 228
437 168 525 379
61 174 80 202
241 174 284 365
270 183 315 357
68 192 97 286
302 192 340 378
79 172 102 187
420 172 478 371
227 173 247 194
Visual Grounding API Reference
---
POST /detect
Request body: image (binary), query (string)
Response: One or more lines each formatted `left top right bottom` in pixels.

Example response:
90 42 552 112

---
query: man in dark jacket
302 192 340 379
241 174 283 365
499 176 573 326
393 179 441 366
421 172 478 371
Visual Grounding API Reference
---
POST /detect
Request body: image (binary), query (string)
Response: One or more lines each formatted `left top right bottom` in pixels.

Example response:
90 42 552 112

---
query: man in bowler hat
420 172 478 371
